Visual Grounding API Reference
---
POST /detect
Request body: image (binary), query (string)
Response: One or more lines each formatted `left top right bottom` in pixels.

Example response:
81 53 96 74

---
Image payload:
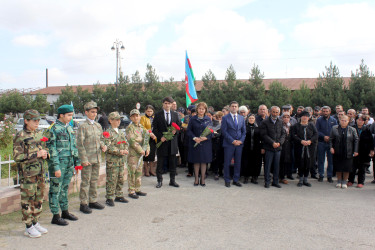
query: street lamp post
111 39 125 111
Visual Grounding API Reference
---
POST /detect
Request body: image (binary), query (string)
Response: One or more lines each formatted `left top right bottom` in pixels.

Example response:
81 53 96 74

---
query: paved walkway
1 168 375 249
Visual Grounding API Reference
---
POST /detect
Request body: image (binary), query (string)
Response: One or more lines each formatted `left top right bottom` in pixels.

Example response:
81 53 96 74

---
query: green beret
57 105 74 114
24 109 41 120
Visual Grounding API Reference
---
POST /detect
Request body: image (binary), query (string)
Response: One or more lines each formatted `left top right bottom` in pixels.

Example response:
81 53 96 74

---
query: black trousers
298 156 310 178
157 155 176 182
348 158 367 185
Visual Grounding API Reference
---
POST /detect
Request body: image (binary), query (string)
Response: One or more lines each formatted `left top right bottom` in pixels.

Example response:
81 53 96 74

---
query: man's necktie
234 115 238 127
166 113 169 125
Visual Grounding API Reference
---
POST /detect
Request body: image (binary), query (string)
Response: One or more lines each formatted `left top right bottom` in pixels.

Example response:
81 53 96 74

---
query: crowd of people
13 97 375 238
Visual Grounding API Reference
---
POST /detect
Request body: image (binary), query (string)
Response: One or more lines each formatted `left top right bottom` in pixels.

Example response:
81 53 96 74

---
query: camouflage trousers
79 163 100 205
49 158 74 215
20 175 45 226
127 155 143 194
105 162 125 199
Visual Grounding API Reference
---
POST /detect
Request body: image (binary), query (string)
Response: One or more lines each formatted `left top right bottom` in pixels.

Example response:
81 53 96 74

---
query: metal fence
0 155 19 188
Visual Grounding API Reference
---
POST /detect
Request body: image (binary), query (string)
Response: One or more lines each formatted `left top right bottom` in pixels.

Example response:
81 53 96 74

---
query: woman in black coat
330 115 359 189
348 115 375 187
279 112 293 184
291 111 318 187
187 102 213 186
241 114 263 184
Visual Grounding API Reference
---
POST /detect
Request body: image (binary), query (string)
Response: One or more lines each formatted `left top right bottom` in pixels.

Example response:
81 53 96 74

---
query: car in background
15 118 50 132
44 115 56 125
119 115 131 130
73 116 87 128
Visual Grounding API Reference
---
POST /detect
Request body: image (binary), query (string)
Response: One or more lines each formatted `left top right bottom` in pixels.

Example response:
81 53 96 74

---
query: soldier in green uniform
13 110 49 238
125 109 150 199
77 101 107 214
104 111 129 206
46 104 80 226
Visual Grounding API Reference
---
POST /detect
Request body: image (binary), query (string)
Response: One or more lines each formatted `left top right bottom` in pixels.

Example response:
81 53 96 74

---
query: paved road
1 168 375 250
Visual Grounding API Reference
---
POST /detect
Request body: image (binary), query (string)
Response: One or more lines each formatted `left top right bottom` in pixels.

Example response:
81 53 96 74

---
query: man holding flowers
152 97 182 188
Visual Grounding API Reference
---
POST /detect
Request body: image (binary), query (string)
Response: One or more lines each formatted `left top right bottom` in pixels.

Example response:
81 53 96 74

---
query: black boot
61 210 78 221
51 214 69 226
80 204 92 214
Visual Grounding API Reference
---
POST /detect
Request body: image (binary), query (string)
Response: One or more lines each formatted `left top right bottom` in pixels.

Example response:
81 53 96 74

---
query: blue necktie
234 115 238 127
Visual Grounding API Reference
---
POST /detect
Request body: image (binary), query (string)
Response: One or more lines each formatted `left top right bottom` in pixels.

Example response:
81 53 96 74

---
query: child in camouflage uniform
104 111 129 207
13 110 49 238
126 109 150 199
46 104 80 226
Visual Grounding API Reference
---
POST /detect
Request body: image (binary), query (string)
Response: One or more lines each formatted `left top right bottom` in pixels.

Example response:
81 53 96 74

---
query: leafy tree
347 59 375 111
55 85 76 111
266 81 291 108
30 93 50 114
291 82 312 108
144 64 159 85
0 91 30 114
311 62 351 111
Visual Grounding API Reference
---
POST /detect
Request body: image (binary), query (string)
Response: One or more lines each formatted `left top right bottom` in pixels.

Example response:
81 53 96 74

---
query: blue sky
0 0 374 90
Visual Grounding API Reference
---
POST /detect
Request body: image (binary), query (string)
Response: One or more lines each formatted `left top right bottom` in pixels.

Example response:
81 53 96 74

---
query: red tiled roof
29 77 351 95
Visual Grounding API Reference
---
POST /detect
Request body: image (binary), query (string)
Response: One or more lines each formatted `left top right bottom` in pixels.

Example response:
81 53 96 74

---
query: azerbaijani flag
185 51 198 107
69 101 75 128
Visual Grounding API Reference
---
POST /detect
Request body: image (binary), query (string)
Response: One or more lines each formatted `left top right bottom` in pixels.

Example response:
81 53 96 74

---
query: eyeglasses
283 116 290 118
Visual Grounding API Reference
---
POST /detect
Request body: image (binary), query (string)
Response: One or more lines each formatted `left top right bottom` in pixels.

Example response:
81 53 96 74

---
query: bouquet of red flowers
156 122 180 148
194 127 214 147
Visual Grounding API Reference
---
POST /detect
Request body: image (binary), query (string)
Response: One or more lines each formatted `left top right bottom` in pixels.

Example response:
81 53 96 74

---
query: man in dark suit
221 101 246 187
260 106 286 188
152 97 181 188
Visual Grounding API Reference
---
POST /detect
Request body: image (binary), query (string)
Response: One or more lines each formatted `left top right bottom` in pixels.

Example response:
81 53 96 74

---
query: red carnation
148 130 152 134
122 141 126 144
210 129 214 133
75 165 83 171
171 122 180 131
117 141 122 145
103 132 110 138
40 137 49 142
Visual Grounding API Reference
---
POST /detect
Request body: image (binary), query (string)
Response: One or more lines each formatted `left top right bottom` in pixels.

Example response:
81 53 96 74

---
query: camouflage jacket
46 120 80 172
13 128 49 177
76 119 105 164
105 127 128 164
125 123 150 157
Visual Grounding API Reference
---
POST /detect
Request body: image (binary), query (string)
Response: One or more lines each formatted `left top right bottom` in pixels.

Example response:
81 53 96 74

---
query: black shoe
264 183 270 188
105 199 115 207
297 182 303 187
194 182 199 186
156 182 162 188
287 175 295 180
366 169 371 174
272 183 282 188
225 182 231 188
51 214 69 226
114 197 129 203
200 183 206 187
80 204 92 214
169 181 180 187
89 202 105 210
318 177 323 182
136 191 147 196
61 210 78 221
232 181 242 187
327 177 333 183
251 178 258 184
128 193 139 199
311 175 318 179
303 182 312 187
243 178 249 184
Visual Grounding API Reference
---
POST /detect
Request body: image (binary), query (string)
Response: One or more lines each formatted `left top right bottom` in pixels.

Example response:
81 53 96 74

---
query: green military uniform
125 110 150 195
105 112 128 200
13 110 48 227
46 106 80 216
77 102 105 205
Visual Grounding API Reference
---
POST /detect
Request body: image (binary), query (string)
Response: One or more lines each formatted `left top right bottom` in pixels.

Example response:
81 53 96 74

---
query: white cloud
12 34 48 47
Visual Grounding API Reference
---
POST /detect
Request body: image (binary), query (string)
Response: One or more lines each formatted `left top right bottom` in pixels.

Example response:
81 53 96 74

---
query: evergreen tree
266 81 291 108
291 82 312 108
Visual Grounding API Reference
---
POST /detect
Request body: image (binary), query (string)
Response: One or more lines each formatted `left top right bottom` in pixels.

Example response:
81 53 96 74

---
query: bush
0 117 15 150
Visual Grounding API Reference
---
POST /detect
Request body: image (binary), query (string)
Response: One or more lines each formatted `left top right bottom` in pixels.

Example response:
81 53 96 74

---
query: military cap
24 109 41 120
314 106 321 111
108 111 121 120
57 104 74 114
130 109 140 116
84 101 99 111
187 105 196 111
